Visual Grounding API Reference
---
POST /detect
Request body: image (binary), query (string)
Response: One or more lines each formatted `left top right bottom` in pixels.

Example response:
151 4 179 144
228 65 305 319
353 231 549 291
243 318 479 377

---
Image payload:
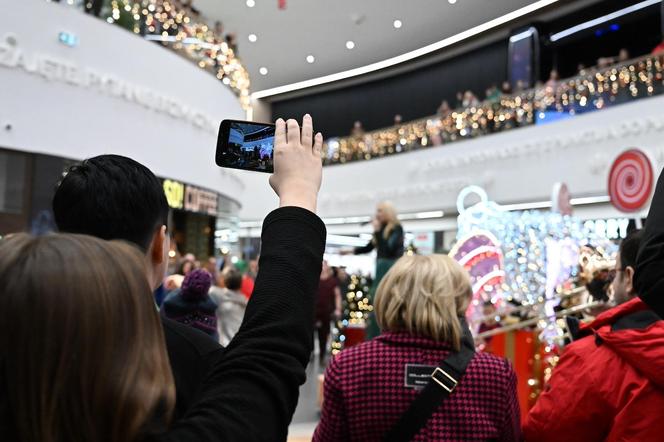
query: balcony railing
324 53 664 165
57 0 251 109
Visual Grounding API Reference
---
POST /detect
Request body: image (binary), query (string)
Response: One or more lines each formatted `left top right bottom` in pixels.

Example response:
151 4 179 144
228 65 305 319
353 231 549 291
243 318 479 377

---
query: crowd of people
157 247 257 346
331 48 664 165
0 103 663 442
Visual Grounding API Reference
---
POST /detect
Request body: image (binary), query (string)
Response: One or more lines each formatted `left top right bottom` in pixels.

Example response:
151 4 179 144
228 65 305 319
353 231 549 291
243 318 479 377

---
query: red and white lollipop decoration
608 149 654 213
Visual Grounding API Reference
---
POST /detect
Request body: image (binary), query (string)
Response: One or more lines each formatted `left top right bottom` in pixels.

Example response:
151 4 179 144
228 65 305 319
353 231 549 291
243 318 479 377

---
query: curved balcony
59 0 251 109
324 53 664 165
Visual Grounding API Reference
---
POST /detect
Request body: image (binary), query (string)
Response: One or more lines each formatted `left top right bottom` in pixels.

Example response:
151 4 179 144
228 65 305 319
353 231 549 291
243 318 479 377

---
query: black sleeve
158 206 326 442
354 237 376 255
161 317 225 421
635 170 664 318
385 225 404 257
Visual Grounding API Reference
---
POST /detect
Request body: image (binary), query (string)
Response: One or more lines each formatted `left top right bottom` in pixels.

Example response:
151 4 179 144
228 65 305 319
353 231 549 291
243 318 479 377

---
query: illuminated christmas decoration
324 53 664 164
63 0 251 109
331 274 372 356
450 231 505 323
451 186 615 345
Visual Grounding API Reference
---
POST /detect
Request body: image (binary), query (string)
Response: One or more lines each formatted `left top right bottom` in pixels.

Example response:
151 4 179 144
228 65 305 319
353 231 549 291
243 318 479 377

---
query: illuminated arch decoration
451 186 610 343
450 231 505 322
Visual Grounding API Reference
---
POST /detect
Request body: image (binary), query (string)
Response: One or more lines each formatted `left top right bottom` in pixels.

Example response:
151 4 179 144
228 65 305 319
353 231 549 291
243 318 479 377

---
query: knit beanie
162 269 218 338
181 268 213 301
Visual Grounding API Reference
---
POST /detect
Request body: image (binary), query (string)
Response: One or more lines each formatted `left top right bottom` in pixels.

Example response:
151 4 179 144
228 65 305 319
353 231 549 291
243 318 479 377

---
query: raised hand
269 114 323 213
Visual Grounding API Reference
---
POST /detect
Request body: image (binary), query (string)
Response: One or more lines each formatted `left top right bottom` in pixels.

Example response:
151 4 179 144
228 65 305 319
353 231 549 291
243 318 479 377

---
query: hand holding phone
216 119 276 172
269 115 323 213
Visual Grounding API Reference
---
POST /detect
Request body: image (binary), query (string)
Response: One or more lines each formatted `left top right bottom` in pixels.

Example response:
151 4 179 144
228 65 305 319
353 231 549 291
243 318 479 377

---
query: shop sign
583 218 630 240
163 179 184 210
185 185 218 215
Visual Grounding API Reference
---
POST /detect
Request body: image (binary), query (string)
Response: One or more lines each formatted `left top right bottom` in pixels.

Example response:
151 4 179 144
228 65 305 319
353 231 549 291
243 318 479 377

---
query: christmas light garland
331 274 372 356
324 54 664 165
60 0 251 109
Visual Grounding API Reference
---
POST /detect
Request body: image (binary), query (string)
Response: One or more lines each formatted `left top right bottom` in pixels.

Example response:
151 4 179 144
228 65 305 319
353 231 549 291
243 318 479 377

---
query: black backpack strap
383 321 476 442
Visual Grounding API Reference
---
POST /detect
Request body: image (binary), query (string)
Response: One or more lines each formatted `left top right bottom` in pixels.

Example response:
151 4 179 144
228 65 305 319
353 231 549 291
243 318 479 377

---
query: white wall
0 0 245 203
2 1 664 224
313 95 664 220
239 94 664 220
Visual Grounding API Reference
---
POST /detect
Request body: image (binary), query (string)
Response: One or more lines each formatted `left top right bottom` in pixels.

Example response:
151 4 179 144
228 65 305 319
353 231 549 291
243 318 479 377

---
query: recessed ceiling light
252 0 562 99
346 40 355 50
306 55 315 63
248 33 257 42
393 19 402 29
246 0 255 7
448 0 457 4
259 67 268 75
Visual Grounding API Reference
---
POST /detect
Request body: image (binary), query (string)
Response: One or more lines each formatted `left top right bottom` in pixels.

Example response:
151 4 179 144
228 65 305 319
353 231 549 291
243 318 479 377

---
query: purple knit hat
180 269 213 301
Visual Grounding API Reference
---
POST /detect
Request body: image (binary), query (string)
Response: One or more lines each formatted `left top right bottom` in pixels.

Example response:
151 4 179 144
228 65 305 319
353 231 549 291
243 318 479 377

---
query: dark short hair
223 267 243 291
52 155 169 251
620 229 643 270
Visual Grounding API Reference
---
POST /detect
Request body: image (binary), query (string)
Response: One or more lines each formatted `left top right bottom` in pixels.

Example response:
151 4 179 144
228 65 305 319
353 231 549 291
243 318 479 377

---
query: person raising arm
156 115 326 442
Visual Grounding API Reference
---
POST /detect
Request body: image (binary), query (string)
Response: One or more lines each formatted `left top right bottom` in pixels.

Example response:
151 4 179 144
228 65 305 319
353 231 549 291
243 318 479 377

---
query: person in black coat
53 154 223 420
51 115 325 440
636 168 664 318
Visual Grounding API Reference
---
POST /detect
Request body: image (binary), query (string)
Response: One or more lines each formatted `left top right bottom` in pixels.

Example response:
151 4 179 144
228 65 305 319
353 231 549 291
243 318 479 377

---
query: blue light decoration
452 186 614 344
58 31 78 47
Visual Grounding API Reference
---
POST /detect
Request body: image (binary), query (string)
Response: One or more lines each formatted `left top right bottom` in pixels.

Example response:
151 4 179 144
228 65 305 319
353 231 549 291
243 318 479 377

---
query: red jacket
313 331 521 441
524 298 664 441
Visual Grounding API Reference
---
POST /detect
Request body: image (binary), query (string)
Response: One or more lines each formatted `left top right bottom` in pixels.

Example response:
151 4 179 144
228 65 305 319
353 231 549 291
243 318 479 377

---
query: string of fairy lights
59 0 251 109
331 274 373 356
324 53 664 164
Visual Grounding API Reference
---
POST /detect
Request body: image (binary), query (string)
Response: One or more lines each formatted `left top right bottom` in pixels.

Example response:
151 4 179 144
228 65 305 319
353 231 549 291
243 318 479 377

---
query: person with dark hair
162 269 219 340
177 259 196 276
53 155 169 252
49 115 327 440
210 267 248 346
612 229 643 306
525 229 664 441
53 154 220 419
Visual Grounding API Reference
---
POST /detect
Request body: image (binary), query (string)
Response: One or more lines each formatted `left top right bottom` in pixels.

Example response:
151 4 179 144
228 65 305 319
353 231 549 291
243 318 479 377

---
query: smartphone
216 119 275 173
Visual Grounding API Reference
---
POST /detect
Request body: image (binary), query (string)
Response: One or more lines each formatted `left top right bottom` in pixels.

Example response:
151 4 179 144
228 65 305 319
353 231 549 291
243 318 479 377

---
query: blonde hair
374 254 472 350
377 201 400 239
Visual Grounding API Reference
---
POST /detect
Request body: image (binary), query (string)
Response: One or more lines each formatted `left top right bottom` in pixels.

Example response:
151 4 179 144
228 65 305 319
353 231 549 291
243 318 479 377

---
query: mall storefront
0 148 240 260
161 177 240 260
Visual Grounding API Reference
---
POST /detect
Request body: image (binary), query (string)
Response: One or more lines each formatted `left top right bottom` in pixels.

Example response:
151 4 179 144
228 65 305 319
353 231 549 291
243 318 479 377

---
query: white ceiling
195 0 544 92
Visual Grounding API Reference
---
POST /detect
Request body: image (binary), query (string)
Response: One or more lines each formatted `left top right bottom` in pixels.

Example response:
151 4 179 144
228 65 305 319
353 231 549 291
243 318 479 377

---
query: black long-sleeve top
354 224 404 260
155 206 326 441
635 170 664 318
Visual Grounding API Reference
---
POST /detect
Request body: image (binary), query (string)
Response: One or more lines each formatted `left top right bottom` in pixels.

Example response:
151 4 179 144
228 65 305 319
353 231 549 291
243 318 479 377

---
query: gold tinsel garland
324 54 664 165
73 0 251 109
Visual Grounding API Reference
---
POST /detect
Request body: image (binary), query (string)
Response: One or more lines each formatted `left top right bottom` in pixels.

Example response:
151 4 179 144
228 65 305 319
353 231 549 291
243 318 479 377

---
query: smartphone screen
216 119 275 173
